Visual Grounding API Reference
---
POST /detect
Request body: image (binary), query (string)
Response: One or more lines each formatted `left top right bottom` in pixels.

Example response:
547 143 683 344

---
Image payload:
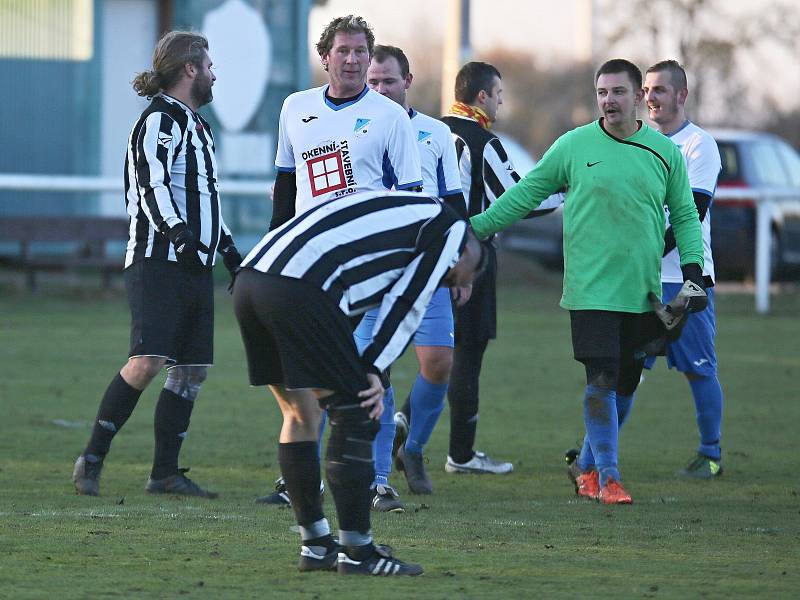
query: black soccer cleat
391 411 409 460
72 455 104 496
338 544 423 576
298 543 340 572
254 477 291 506
145 468 218 498
396 446 433 494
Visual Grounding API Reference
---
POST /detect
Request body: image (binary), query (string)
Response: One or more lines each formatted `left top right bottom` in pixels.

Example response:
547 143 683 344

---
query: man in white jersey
256 16 423 506
268 15 422 229
354 44 468 510
567 59 724 481
643 60 724 478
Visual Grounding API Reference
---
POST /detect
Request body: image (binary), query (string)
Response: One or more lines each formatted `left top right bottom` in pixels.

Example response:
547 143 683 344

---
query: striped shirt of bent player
240 192 467 373
124 93 233 269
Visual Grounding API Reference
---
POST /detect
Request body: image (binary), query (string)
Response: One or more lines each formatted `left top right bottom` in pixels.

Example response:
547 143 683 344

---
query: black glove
680 263 708 312
167 223 203 269
219 244 243 293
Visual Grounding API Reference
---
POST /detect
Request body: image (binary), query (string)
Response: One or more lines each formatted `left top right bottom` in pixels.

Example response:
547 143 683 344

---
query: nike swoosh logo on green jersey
587 161 602 167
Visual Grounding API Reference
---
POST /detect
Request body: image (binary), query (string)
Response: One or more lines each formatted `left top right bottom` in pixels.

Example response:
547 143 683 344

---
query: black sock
448 341 487 464
278 441 325 527
305 534 335 552
326 458 373 534
84 373 143 459
401 395 411 421
152 388 194 479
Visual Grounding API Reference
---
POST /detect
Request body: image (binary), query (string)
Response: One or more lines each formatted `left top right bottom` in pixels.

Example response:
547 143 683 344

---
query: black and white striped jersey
441 115 561 222
123 93 233 269
241 191 467 371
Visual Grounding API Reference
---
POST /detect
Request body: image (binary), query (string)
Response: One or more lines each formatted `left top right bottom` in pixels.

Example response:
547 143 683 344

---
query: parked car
499 129 800 280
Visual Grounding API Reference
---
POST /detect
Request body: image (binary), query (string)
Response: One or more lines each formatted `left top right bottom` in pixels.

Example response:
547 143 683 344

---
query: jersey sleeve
664 147 704 268
135 111 183 232
383 111 423 190
437 126 463 196
482 137 521 204
274 97 296 173
470 133 570 239
685 133 721 196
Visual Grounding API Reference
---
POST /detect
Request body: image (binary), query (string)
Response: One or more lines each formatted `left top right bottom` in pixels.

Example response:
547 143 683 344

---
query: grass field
1 258 799 599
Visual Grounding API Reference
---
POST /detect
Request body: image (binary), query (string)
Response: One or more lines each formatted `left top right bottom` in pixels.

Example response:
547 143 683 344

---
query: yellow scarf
448 102 492 130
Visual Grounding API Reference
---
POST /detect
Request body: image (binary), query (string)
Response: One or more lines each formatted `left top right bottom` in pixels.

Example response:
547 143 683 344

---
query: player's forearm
470 178 545 240
670 206 704 268
269 170 297 231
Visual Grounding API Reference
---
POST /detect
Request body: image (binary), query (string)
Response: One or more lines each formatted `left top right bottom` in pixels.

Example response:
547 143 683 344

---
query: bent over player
233 192 485 575
72 31 241 498
470 59 706 504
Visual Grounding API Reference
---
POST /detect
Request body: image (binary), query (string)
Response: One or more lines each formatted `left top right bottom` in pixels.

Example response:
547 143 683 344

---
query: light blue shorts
644 283 717 376
354 287 454 352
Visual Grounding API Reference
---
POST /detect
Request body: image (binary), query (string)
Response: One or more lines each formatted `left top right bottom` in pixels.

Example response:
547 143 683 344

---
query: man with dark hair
470 58 706 504
397 61 558 477
255 16 422 506
360 44 467 506
71 30 242 498
234 191 485 575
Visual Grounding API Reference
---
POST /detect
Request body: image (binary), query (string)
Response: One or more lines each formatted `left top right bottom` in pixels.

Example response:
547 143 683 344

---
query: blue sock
372 386 395 486
688 375 723 460
404 374 448 456
577 393 634 471
583 385 619 485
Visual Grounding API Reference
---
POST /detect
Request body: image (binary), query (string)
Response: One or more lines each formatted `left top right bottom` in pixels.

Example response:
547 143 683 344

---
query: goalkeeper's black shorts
569 310 663 360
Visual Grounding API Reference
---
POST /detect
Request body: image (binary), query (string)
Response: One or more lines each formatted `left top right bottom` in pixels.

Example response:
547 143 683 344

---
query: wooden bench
0 216 129 291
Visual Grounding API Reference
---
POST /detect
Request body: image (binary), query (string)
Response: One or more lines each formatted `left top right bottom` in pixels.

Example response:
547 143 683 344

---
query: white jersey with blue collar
409 108 463 198
662 120 721 284
275 85 423 214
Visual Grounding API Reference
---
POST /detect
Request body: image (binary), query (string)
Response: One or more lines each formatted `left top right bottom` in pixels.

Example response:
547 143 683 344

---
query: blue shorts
354 287 454 353
644 283 717 376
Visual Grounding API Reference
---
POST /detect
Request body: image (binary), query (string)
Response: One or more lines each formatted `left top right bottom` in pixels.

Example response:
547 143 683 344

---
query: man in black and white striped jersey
395 62 559 475
72 31 241 499
232 191 485 575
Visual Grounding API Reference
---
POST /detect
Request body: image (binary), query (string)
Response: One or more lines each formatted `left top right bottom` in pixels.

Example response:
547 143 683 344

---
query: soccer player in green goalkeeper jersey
470 59 706 505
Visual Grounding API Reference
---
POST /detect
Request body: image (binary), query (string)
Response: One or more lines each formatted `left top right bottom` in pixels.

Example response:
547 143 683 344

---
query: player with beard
470 59 707 504
72 31 242 498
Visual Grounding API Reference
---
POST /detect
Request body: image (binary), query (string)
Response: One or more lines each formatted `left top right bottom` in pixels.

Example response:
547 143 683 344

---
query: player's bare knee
123 356 166 387
420 349 453 384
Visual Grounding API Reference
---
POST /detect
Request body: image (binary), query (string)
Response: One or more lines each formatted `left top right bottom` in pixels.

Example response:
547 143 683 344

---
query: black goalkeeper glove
167 223 203 270
680 263 708 312
219 244 243 293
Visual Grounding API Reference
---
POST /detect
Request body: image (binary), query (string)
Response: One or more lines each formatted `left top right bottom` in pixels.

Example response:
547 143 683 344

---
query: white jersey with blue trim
410 109 462 198
662 120 721 283
275 85 423 215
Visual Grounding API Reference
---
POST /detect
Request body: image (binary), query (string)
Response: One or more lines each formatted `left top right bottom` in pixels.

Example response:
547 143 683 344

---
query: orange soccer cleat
598 478 633 505
575 470 600 500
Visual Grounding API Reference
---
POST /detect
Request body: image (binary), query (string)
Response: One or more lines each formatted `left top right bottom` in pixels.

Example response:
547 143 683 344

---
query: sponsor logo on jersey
586 161 602 167
354 118 371 136
303 140 357 197
418 130 432 144
302 115 318 123
157 133 173 148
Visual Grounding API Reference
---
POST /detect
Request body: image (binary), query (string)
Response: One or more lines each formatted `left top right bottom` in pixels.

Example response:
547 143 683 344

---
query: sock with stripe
84 372 143 460
372 386 395 486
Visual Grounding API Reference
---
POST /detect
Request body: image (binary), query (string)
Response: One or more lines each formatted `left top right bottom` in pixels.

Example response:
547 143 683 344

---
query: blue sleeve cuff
276 165 296 173
396 180 424 190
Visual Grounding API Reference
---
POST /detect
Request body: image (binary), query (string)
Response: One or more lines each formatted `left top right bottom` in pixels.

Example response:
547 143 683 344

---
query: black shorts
125 259 214 366
233 269 369 397
453 242 497 345
569 310 663 361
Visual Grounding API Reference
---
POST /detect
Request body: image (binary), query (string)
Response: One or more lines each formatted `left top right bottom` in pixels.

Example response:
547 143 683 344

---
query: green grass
1 259 799 599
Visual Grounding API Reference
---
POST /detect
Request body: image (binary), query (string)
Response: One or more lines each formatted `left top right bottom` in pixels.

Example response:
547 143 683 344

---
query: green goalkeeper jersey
470 119 704 313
